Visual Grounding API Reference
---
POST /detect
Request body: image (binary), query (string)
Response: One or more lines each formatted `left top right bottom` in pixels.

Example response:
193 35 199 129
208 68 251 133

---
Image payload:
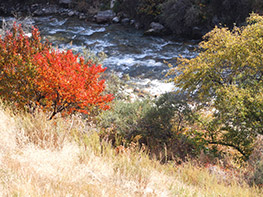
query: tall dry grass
0 102 262 196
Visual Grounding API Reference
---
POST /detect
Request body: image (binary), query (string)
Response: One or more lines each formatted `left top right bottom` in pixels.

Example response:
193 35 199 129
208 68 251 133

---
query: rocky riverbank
1 0 262 40
0 1 89 20
0 1 159 36
0 0 172 37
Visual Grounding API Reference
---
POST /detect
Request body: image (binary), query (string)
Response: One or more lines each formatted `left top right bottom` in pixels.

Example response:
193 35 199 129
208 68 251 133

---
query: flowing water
1 16 199 94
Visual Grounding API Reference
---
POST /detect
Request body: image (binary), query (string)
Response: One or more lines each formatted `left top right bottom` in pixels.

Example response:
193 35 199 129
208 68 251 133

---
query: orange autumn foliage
34 49 114 119
0 22 113 119
0 23 50 108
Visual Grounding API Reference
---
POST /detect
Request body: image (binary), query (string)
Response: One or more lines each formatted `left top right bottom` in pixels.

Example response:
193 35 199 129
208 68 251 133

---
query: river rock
144 22 166 36
94 10 116 23
121 18 130 25
112 16 120 23
68 10 75 17
191 26 207 39
33 5 59 16
150 22 165 30
79 13 86 20
191 27 202 39
59 0 72 5
130 19 135 25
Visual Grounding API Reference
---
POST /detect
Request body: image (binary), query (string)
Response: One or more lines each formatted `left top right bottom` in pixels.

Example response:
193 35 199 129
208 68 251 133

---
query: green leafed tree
167 13 263 159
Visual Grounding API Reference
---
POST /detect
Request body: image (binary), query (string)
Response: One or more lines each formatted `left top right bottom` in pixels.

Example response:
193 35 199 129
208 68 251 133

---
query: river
1 16 199 95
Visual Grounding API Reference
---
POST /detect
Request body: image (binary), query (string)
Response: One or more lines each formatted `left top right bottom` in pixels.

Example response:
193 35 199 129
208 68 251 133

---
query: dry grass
0 103 262 196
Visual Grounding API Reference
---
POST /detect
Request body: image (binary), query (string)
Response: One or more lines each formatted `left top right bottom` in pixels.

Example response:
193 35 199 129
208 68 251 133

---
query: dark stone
150 22 165 31
112 16 120 23
191 26 206 39
130 19 135 25
144 22 166 36
94 10 116 24
33 5 60 16
79 13 86 20
59 0 72 5
121 18 130 25
68 10 75 17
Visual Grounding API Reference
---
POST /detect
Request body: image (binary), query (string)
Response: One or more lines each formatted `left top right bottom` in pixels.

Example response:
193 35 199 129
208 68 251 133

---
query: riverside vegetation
0 14 263 196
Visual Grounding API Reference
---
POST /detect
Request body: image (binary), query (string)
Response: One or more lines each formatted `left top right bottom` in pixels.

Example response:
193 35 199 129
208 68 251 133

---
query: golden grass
0 103 262 196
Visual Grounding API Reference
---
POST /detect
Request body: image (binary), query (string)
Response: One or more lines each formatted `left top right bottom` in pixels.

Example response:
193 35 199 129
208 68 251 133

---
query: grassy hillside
0 103 262 196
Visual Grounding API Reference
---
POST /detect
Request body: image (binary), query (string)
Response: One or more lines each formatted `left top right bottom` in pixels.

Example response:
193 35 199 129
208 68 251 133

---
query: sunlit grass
0 102 262 196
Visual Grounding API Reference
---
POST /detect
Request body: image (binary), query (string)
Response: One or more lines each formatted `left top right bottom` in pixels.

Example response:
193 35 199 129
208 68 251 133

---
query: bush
137 92 207 161
251 161 263 186
98 99 152 142
0 23 49 109
248 136 263 186
99 93 206 161
34 49 114 119
0 23 113 119
167 13 263 160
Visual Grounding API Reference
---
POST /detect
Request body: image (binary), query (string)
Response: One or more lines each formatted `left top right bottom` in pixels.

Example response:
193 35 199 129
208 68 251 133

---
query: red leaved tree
0 23 50 108
34 49 114 120
0 22 113 119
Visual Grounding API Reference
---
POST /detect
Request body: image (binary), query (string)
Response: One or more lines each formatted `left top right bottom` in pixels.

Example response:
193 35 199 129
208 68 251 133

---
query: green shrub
98 99 152 141
250 160 263 187
248 137 263 186
137 93 207 161
98 93 206 161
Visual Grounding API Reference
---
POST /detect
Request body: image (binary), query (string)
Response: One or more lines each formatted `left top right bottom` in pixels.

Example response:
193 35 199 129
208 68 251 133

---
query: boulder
191 26 207 39
33 5 59 16
68 10 75 17
112 16 120 23
94 10 116 24
150 22 165 31
144 22 166 36
59 0 72 4
121 18 130 25
130 19 135 25
79 13 86 20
